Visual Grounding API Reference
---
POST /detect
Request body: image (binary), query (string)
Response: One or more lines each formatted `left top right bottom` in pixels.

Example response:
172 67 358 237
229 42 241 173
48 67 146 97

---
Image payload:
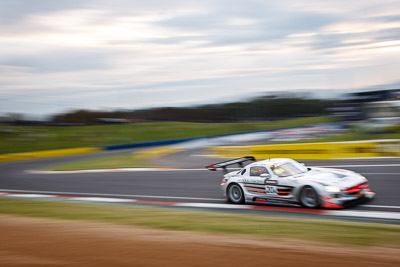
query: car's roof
247 158 295 167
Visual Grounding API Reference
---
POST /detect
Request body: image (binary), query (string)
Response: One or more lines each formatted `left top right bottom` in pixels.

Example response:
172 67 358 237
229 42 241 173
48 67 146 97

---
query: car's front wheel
227 184 245 204
299 186 320 208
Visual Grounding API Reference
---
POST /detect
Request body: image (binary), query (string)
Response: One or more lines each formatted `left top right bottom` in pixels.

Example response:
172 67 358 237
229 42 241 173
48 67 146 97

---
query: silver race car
206 156 375 208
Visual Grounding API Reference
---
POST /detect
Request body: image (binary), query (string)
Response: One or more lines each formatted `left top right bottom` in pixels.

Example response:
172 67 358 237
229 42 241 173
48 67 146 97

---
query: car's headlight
360 176 367 181
325 186 341 193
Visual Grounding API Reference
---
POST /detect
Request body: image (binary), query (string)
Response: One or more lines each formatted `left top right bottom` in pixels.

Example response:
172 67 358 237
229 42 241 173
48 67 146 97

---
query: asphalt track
1 148 399 215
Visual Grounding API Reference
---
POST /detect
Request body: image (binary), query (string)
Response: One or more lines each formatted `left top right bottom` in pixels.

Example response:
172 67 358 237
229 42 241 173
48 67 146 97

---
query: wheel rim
301 187 317 207
230 185 242 202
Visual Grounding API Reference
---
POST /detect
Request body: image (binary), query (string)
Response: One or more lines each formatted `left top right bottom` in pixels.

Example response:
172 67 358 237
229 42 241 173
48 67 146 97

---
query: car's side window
250 166 268 176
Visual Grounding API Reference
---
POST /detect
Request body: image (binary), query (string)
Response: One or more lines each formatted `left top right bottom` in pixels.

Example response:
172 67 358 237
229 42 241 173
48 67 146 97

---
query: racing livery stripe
248 190 267 194
244 186 266 190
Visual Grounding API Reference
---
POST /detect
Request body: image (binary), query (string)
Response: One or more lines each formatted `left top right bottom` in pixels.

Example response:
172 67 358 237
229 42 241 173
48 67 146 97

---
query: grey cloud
309 21 400 52
0 0 84 23
378 28 400 41
373 15 400 23
0 0 186 24
157 12 226 32
1 48 111 72
307 33 350 51
157 9 337 46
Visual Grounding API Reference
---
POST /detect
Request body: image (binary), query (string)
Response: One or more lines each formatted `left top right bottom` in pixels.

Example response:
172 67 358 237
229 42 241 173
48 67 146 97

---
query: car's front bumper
321 189 375 209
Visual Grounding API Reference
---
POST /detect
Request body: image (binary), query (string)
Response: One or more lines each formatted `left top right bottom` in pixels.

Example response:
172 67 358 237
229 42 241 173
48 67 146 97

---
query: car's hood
295 167 366 189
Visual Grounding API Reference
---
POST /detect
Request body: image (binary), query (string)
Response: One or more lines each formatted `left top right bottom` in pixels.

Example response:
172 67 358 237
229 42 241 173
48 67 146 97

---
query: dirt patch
1 215 399 266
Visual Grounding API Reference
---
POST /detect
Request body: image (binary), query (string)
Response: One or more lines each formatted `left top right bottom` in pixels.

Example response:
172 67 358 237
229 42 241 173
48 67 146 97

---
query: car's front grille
344 183 370 195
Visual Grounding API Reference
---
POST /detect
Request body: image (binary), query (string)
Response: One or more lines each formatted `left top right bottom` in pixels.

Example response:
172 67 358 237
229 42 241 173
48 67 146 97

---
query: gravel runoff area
1 215 400 267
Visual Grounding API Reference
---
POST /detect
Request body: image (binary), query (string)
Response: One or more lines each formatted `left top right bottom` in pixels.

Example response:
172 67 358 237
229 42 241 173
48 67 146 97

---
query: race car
205 156 375 208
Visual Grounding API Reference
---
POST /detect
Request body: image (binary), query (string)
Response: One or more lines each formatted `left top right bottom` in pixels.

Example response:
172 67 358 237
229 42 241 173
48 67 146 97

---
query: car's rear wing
205 156 256 173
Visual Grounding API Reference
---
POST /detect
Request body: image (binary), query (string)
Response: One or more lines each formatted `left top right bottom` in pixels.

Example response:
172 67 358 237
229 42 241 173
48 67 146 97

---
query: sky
0 0 400 117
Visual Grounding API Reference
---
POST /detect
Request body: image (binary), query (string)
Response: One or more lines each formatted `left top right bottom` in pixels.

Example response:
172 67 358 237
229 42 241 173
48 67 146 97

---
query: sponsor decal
238 179 264 184
265 180 277 185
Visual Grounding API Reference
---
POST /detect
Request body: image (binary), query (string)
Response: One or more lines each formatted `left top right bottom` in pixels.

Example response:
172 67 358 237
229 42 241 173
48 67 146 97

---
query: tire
227 184 245 204
299 186 320 208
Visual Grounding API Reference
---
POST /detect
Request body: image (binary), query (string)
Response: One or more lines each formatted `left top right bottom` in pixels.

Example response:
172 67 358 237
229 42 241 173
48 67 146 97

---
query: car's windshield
270 161 307 177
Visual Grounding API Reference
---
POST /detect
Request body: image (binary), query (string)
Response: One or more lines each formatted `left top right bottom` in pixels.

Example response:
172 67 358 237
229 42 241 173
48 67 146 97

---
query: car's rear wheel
299 186 320 208
227 184 245 204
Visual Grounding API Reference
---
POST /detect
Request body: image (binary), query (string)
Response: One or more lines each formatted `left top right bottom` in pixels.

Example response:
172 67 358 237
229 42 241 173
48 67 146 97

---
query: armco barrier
209 139 400 160
103 138 195 150
0 138 196 163
102 123 344 151
0 147 101 162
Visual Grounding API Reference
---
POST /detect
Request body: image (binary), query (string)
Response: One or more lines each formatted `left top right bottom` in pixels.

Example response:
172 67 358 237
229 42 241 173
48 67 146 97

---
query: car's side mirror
260 173 271 179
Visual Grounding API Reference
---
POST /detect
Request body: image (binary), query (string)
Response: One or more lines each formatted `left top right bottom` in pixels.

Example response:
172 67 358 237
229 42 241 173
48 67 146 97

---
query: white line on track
327 210 400 220
316 164 400 168
0 189 225 201
2 190 400 220
26 164 400 174
360 173 399 175
26 168 208 174
1 194 57 198
361 205 400 209
2 188 400 211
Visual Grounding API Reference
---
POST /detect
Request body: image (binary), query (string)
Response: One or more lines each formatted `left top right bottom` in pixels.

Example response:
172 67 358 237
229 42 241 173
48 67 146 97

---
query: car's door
240 165 296 202
268 165 295 198
241 166 276 198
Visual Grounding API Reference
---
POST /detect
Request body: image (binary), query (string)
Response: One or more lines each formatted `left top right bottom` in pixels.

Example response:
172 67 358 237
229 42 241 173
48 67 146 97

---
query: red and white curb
1 192 400 221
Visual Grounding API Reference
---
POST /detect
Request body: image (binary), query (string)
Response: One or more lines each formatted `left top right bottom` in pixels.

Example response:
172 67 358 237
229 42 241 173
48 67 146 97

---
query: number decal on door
265 186 277 194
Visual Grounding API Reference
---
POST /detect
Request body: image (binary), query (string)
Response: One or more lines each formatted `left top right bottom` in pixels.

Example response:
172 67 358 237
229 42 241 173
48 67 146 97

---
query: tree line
51 95 336 124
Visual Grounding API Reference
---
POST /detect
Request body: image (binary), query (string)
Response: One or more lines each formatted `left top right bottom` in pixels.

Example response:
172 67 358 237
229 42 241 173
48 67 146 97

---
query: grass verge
1 198 399 247
45 153 155 171
44 146 181 171
0 116 332 154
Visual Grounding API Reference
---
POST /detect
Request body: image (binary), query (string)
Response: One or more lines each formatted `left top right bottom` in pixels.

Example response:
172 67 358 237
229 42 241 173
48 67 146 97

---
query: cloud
1 48 112 72
0 0 84 23
156 4 337 46
0 0 399 115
